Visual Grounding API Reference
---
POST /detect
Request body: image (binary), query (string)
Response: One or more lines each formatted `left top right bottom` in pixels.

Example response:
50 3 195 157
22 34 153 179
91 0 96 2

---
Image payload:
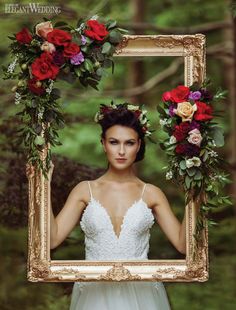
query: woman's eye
127 141 135 145
110 141 117 144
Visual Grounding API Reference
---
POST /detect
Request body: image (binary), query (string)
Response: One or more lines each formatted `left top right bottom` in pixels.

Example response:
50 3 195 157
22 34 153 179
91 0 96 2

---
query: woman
49 102 186 310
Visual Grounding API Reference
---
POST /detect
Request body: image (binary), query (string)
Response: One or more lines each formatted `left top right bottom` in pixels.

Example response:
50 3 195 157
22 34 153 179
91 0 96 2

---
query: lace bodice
80 181 155 260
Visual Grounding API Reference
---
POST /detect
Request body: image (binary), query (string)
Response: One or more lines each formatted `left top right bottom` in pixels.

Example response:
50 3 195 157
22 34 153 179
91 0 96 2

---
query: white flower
159 118 168 126
185 156 201 168
7 55 18 73
166 171 173 180
169 135 177 144
46 79 54 94
75 23 85 33
127 104 139 111
15 92 21 105
145 130 152 136
208 150 218 158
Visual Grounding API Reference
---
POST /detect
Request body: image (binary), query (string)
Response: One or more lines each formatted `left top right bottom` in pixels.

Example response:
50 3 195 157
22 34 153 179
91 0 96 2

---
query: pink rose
40 41 56 53
36 21 53 39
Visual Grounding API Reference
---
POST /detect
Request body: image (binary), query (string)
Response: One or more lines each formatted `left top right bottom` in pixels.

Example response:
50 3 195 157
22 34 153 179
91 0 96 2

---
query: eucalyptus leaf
106 20 117 29
180 160 186 170
109 30 122 43
194 170 202 180
102 42 112 54
185 175 191 189
186 167 196 176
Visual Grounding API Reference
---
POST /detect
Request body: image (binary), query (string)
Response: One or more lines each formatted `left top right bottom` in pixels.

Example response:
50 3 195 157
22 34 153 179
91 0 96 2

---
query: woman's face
102 125 141 169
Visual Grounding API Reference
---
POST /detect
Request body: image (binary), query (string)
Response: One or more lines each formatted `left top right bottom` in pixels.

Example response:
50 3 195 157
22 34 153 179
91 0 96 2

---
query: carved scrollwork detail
98 263 142 281
49 268 87 281
28 259 51 281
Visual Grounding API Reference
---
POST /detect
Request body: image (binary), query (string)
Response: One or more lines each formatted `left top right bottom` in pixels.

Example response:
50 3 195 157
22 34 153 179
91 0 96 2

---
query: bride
49 102 186 310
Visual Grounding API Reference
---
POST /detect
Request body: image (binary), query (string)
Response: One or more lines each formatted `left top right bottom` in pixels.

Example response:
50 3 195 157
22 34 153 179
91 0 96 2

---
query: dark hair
98 104 145 162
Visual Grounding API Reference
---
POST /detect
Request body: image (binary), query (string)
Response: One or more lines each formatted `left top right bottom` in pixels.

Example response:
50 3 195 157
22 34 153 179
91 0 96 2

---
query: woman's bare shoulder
70 180 90 201
145 183 167 203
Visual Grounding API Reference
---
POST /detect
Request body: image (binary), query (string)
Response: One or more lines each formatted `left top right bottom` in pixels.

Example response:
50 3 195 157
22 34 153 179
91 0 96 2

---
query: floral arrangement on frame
158 81 232 250
2 15 127 177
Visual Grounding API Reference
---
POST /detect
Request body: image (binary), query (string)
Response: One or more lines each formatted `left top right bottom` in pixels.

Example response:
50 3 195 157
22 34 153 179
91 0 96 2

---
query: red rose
84 20 108 41
28 78 45 95
16 27 32 44
175 144 186 154
47 29 72 46
31 52 60 81
134 110 142 118
162 91 172 102
173 122 191 141
101 107 112 113
170 85 190 103
193 101 213 121
63 42 81 58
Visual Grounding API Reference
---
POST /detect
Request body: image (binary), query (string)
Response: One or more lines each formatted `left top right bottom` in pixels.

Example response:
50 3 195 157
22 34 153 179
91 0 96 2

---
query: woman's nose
118 144 125 155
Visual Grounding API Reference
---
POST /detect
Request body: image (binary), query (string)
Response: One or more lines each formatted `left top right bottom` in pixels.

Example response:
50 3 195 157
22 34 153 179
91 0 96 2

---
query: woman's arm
48 164 88 249
148 184 187 254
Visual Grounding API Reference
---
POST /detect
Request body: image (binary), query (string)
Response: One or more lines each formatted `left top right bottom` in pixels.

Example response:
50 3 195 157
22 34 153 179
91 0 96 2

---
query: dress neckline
87 197 149 240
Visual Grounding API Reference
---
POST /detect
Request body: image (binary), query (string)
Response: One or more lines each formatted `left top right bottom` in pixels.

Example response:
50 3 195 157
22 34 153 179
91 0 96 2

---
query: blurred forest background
0 0 236 309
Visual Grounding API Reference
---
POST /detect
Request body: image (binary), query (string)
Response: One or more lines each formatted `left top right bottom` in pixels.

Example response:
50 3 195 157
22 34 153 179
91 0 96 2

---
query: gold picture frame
27 34 208 283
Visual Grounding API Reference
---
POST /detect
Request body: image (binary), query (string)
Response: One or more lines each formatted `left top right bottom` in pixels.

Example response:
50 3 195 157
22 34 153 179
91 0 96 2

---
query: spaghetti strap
141 183 147 199
87 181 93 198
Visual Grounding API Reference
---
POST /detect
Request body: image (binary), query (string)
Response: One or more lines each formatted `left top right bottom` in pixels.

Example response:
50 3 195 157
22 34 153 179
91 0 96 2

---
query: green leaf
194 170 202 180
34 136 45 146
54 21 68 27
185 175 191 189
108 30 122 43
102 42 112 54
74 67 81 77
180 160 186 170
202 150 208 162
106 20 117 29
186 167 196 176
84 59 94 72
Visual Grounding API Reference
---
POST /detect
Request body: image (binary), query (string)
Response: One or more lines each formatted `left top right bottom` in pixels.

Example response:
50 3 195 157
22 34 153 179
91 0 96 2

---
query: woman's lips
116 158 127 162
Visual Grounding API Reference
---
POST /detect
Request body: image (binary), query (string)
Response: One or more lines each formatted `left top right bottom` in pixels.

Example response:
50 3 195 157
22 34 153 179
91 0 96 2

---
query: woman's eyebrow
108 137 136 141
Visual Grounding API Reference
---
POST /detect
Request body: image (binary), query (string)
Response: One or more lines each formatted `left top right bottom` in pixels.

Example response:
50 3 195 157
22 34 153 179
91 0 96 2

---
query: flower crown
94 101 152 137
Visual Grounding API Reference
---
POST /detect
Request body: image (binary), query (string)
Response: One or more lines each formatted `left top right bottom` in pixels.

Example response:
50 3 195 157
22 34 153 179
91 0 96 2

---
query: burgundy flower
52 51 65 66
173 122 191 142
28 78 45 95
175 143 200 156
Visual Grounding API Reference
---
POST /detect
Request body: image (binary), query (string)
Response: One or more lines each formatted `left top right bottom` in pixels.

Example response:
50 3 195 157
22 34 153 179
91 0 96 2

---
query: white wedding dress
69 181 171 310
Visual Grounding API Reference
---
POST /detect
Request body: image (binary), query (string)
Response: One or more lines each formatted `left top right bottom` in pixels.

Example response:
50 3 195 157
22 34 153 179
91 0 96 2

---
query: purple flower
53 51 65 66
169 104 177 117
185 143 200 157
188 91 201 101
200 88 213 101
189 120 200 131
81 35 86 45
70 51 85 65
